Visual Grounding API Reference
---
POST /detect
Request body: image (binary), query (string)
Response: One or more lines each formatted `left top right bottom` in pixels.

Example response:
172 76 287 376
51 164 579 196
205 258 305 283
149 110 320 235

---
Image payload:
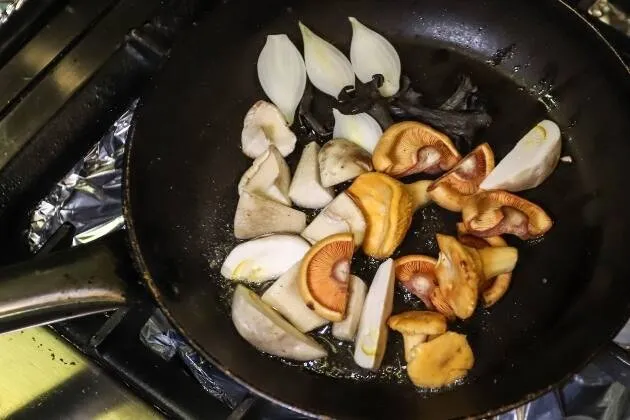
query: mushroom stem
405 180 432 212
477 246 518 280
403 334 427 362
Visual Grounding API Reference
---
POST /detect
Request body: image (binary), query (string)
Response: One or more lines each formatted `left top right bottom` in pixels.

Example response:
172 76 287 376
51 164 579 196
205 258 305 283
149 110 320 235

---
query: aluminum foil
0 0 25 26
26 102 630 419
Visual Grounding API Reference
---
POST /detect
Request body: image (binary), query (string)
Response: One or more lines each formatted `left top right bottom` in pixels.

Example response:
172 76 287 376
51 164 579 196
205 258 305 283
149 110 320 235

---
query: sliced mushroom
428 143 495 211
289 142 334 209
234 191 306 239
372 121 461 177
480 120 561 192
232 285 327 361
406 331 474 388
434 234 517 319
434 234 482 320
457 231 513 308
298 233 354 321
347 173 430 258
332 275 367 341
301 192 366 247
241 100 297 158
238 146 291 205
261 262 328 333
319 139 373 187
461 190 553 239
221 234 310 283
388 311 447 362
354 258 395 370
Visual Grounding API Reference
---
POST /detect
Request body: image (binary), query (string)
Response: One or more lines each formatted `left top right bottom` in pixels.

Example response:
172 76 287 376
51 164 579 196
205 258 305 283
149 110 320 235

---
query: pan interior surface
126 0 630 418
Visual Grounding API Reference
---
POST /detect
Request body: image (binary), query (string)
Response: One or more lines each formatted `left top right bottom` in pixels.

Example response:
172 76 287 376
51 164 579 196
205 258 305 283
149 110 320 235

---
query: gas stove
0 1 629 419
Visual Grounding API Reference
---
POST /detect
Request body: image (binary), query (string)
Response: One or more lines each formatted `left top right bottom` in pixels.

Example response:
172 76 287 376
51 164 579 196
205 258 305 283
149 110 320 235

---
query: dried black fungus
298 72 491 152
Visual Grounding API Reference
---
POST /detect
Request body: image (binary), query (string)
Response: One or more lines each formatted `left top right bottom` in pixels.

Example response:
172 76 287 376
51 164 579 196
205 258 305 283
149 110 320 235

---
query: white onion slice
257 34 306 125
299 22 355 98
349 17 401 97
332 108 383 154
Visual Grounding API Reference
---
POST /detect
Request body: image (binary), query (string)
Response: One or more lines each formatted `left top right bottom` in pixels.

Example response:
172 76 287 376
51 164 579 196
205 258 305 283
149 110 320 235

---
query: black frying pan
1 0 630 418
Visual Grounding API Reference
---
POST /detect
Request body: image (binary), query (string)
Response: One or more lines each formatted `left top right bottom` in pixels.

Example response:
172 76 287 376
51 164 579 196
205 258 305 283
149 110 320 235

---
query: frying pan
1 0 630 418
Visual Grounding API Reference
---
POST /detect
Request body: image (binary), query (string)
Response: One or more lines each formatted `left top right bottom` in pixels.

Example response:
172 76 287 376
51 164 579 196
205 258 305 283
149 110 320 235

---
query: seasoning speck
560 155 573 163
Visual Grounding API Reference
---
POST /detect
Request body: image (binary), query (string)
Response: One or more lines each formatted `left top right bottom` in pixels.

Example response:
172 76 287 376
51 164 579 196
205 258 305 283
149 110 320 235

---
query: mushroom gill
434 234 517 319
461 190 553 239
299 233 354 321
434 234 483 320
372 121 461 177
428 143 495 211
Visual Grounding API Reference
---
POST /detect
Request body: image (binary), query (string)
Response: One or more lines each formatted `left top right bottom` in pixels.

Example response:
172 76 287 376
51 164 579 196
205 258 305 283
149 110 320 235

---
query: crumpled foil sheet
26 103 630 419
0 0 25 26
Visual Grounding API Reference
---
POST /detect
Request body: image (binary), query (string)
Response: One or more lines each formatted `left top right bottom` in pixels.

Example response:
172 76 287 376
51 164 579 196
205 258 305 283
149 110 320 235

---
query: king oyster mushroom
241 100 297 158
434 234 517 319
480 120 561 192
301 192 366 247
387 311 447 362
372 121 461 177
428 143 495 212
319 139 373 187
332 275 367 341
238 146 291 205
354 258 395 370
298 233 354 322
234 191 306 239
405 331 474 388
289 142 334 209
232 285 327 361
457 224 513 308
347 172 432 258
394 255 455 320
221 234 310 283
461 190 553 239
261 262 327 333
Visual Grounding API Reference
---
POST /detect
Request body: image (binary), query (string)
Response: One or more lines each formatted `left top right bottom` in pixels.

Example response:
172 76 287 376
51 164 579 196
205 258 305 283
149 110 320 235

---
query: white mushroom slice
241 100 297 158
289 142 334 209
232 285 327 361
301 193 366 247
480 120 561 192
319 139 372 187
238 146 291 205
234 192 306 239
221 235 310 283
332 275 367 341
354 259 395 370
261 262 327 333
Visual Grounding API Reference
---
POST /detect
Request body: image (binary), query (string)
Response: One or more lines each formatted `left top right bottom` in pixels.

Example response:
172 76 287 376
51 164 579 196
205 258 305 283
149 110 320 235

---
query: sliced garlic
241 101 297 158
349 17 401 97
299 22 355 98
332 108 383 154
257 35 306 125
221 235 310 283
